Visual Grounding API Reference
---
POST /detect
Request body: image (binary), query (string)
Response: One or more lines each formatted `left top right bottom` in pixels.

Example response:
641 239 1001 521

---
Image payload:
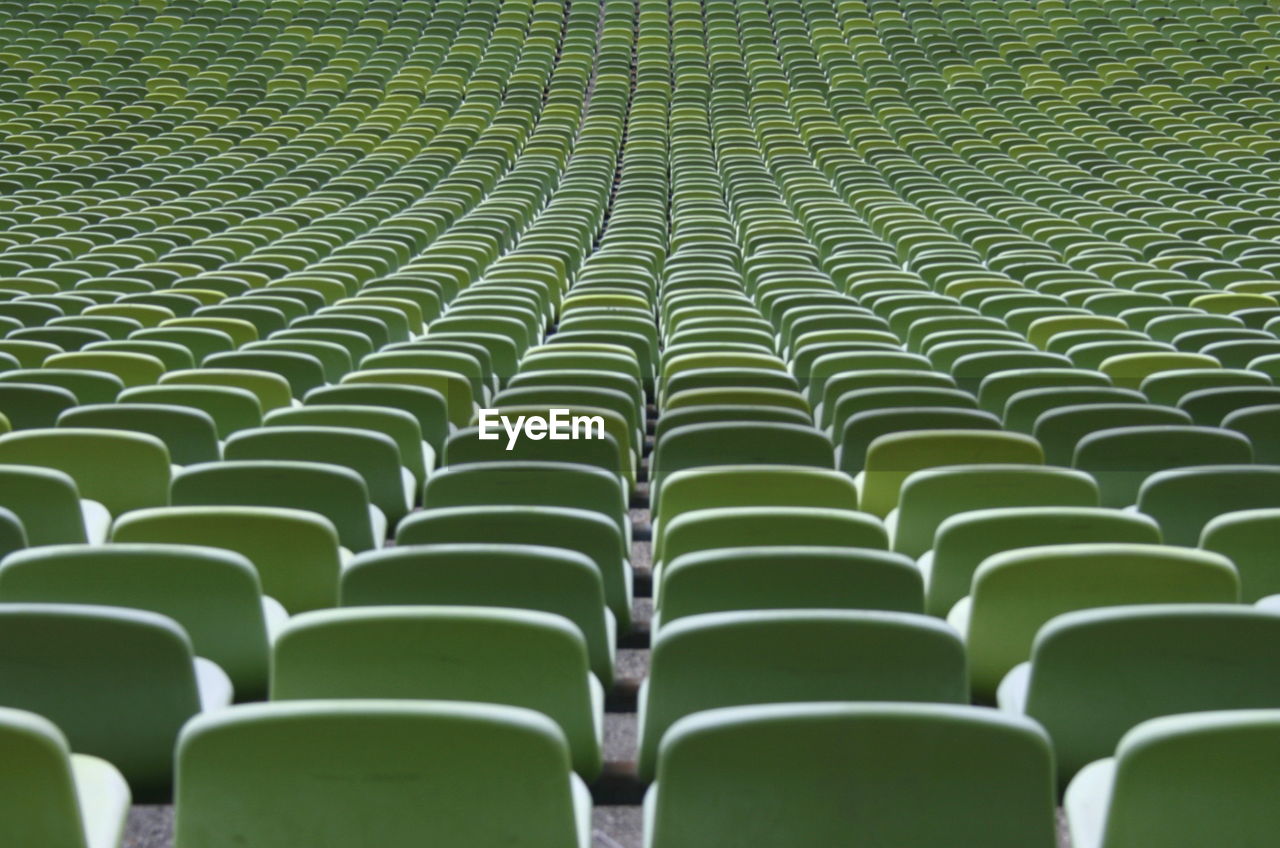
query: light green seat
0 604 232 801
856 430 1044 519
305 383 450 454
977 368 1112 415
0 369 123 404
647 702 1056 848
653 465 857 544
271 607 603 780
0 706 129 848
839 408 1004 476
1101 352 1221 389
171 460 382 553
651 422 834 509
343 368 475 430
1201 509 1280 603
1073 426 1255 507
950 544 1240 701
637 610 968 782
1034 404 1193 466
1136 466 1280 547
340 544 615 686
57 404 219 466
656 547 923 631
225 426 412 525
0 428 170 515
999 605 1280 785
444 425 626 488
920 507 1163 618
655 506 887 595
266 405 429 486
0 544 281 701
397 505 631 628
111 506 342 614
1066 710 1280 848
117 385 262 440
203 351 326 399
889 465 1099 558
44 351 166 387
161 368 294 414
422 462 629 545
175 701 590 848
827 386 978 440
1139 368 1272 406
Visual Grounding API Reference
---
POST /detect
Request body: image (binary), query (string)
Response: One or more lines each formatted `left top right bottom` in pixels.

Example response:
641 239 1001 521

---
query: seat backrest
397 505 629 626
225 427 407 522
1137 466 1280 546
1024 605 1280 784
860 430 1044 518
1073 426 1255 507
57 403 220 466
111 506 342 614
171 461 376 552
639 611 967 781
0 429 170 514
340 544 613 685
659 547 923 627
0 603 201 799
925 507 1162 617
422 461 628 540
0 465 87 546
1088 710 1280 848
0 382 79 429
839 408 1003 476
659 506 887 580
0 706 99 848
1200 508 1280 603
305 382 450 450
1034 404 1192 465
0 544 270 700
964 544 1240 699
119 385 263 440
271 607 601 778
175 701 581 848
893 465 1099 558
649 703 1055 848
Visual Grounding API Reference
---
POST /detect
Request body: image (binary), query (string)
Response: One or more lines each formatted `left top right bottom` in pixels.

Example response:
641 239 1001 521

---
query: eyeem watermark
478 408 607 450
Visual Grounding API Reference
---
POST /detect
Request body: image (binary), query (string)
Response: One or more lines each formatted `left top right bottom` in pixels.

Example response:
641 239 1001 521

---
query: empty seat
952 544 1239 700
57 404 220 466
341 544 615 685
656 547 923 629
175 701 590 848
857 430 1044 518
171 461 383 553
647 703 1056 848
637 610 967 781
0 604 232 800
0 706 129 848
889 465 1099 558
1200 509 1280 603
111 506 343 614
1066 710 1280 848
1073 426 1255 507
271 606 603 779
920 507 1162 617
397 506 631 627
1000 604 1280 784
0 429 170 515
1136 466 1280 546
0 544 282 700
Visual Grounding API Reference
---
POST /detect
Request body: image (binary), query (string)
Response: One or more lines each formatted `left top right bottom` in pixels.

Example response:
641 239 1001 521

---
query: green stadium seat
175 701 590 848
